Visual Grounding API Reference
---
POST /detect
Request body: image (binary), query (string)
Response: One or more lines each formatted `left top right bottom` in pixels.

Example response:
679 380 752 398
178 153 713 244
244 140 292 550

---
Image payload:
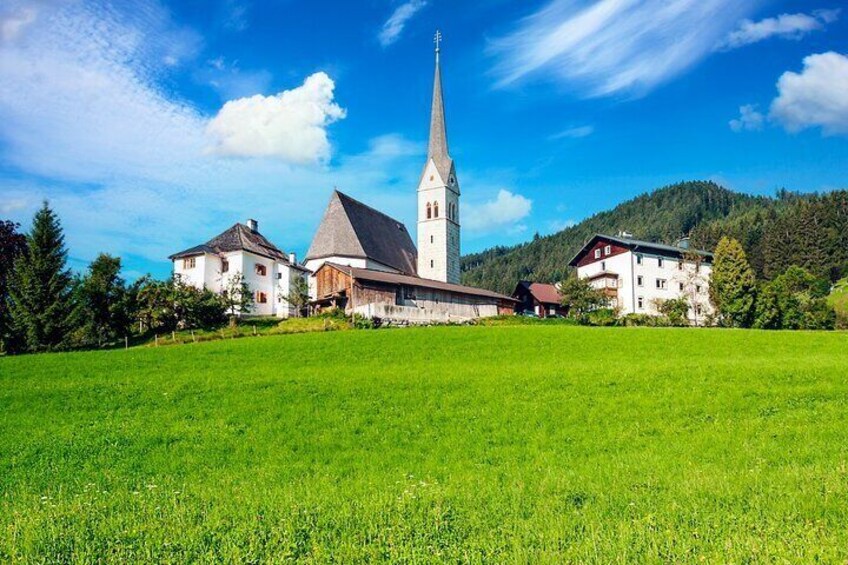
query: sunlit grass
2 326 847 562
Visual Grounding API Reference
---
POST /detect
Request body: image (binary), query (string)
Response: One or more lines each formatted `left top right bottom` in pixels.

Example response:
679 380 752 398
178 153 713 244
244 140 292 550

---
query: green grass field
2 326 848 562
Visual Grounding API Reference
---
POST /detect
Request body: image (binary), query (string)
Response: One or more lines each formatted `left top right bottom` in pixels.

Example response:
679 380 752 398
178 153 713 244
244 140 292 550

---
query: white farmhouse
569 234 714 325
169 219 308 318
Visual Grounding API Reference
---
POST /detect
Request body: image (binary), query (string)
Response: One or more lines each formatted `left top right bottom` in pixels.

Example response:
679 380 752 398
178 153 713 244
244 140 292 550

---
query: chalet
169 219 308 318
568 233 714 325
512 281 566 317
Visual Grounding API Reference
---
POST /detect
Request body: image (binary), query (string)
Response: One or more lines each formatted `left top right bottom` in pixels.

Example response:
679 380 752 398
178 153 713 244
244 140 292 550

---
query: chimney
247 219 258 232
289 252 297 265
676 237 690 250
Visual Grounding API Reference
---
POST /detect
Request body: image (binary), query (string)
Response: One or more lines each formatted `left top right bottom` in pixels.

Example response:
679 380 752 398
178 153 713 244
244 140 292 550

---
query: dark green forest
460 181 848 294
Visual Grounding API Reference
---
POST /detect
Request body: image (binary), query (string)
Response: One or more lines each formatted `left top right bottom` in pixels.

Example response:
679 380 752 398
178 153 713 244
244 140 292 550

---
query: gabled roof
568 233 713 267
321 262 515 302
305 191 418 276
170 223 289 263
514 281 562 305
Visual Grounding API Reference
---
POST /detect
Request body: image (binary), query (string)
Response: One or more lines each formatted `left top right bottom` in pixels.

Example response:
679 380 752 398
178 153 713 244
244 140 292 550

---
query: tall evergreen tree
709 237 757 328
7 202 74 352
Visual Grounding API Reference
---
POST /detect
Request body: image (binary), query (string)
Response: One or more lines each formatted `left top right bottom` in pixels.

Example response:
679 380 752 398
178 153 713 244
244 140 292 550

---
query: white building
569 234 714 325
416 36 461 284
169 219 309 318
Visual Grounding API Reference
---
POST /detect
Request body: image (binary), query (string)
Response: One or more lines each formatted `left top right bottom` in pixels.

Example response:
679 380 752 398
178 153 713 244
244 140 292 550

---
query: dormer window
255 264 267 276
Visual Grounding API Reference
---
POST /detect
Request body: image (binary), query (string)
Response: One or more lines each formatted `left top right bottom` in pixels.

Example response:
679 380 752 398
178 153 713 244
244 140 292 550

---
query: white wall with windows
576 246 714 325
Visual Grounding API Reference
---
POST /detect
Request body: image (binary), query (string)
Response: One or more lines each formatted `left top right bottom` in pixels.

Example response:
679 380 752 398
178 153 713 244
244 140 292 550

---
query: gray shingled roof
568 233 713 267
170 223 290 263
427 54 454 183
305 191 418 275
323 262 515 302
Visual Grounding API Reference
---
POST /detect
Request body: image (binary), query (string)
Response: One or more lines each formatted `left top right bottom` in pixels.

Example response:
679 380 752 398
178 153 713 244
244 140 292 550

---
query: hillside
461 182 848 294
460 181 766 294
2 326 848 561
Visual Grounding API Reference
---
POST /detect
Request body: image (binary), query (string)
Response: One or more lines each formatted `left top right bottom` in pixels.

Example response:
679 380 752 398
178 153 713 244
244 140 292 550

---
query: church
304 37 515 322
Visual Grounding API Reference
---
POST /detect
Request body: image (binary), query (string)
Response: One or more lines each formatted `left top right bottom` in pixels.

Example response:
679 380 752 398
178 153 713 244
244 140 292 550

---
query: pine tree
7 202 74 352
709 236 756 328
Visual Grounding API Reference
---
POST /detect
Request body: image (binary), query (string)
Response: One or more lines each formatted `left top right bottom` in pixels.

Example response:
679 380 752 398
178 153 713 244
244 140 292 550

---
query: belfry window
426 202 432 219
433 202 439 218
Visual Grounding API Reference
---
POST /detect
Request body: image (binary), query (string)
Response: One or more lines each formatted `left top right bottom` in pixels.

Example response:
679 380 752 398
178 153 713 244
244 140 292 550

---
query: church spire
428 30 452 180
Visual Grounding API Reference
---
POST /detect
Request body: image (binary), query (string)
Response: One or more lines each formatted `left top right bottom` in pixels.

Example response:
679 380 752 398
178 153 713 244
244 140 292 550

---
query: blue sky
1 0 846 279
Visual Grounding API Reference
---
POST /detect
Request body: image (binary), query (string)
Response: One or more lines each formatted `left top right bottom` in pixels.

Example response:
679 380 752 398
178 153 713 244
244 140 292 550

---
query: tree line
1 203 308 354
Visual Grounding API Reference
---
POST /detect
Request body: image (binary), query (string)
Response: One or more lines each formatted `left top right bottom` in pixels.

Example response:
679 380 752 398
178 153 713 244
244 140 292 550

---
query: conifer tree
0 220 27 349
709 236 756 328
7 202 74 352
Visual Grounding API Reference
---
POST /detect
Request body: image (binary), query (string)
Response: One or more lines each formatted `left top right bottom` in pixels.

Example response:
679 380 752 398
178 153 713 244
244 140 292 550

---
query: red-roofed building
511 281 566 318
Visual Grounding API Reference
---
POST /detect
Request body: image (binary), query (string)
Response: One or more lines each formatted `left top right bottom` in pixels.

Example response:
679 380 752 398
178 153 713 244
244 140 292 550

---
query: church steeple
418 30 460 284
428 30 452 181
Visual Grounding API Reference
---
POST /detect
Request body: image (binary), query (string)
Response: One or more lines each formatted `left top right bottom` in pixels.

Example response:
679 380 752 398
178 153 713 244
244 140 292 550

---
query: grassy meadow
2 325 848 562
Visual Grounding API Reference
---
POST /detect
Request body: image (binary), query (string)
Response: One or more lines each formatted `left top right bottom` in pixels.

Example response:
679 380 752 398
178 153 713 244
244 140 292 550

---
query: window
430 235 434 244
658 257 664 268
433 202 439 218
636 254 643 265
696 305 703 316
601 261 606 271
604 245 611 255
255 291 267 304
277 272 283 280
594 249 602 259
679 282 684 292
426 202 432 219
678 260 684 271
637 275 644 287
696 285 702 293
221 259 229 273
182 257 196 269
656 278 667 290
637 296 644 309
255 264 267 276
430 260 434 268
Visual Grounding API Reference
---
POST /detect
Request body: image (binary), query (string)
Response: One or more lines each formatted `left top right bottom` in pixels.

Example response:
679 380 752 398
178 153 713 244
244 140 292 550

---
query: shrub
585 308 618 327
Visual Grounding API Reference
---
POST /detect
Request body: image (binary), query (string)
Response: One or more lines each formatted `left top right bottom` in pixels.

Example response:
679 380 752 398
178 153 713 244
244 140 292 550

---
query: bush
621 314 672 327
585 308 618 327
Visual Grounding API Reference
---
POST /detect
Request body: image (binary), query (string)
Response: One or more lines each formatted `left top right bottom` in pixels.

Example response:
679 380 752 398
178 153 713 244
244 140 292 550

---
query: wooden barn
312 262 515 323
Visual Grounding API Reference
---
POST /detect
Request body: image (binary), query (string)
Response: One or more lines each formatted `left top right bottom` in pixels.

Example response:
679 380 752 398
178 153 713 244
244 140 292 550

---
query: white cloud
0 0 415 272
719 9 840 50
206 72 346 163
729 104 764 132
379 0 427 47
549 125 594 139
0 4 37 43
769 52 848 135
464 189 532 233
489 0 757 97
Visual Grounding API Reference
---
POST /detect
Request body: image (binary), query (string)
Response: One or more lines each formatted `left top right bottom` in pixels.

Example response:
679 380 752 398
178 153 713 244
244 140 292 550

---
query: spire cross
434 30 442 55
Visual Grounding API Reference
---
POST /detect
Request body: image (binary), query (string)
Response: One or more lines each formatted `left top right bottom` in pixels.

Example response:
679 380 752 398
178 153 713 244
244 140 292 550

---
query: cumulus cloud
489 0 757 97
464 190 532 233
0 0 413 274
379 0 427 47
549 125 594 139
729 104 764 132
719 9 840 50
206 72 346 163
770 52 848 135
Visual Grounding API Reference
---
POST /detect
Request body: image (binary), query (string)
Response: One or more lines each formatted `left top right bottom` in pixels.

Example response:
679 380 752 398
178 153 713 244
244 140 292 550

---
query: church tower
417 30 460 284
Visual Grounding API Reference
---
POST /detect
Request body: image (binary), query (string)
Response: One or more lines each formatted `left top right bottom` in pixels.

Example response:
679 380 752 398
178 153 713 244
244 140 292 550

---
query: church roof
305 191 418 275
426 47 453 183
170 223 290 263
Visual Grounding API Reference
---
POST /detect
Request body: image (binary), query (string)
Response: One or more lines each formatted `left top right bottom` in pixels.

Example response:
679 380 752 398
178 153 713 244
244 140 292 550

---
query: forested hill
460 181 848 294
